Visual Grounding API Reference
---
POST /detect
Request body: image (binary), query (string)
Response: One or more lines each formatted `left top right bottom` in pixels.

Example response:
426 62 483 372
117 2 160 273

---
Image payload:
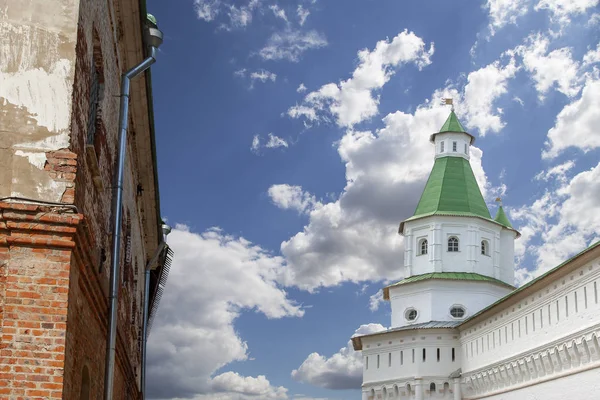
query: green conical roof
429 110 475 144
494 205 513 228
439 110 467 133
409 157 491 220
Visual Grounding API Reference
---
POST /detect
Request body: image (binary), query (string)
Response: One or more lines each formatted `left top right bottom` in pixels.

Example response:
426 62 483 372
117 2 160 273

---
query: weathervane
495 197 503 206
441 97 454 111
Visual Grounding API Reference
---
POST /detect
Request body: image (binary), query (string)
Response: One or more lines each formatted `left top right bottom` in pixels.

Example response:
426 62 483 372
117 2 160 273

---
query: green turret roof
408 156 491 220
430 110 475 144
494 205 513 228
439 110 467 133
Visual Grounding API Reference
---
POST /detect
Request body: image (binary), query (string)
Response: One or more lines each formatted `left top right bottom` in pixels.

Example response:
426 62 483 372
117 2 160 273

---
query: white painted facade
403 216 516 285
353 116 600 399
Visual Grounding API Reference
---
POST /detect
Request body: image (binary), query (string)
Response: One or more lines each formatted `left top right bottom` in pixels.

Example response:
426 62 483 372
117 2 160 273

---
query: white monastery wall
459 257 600 399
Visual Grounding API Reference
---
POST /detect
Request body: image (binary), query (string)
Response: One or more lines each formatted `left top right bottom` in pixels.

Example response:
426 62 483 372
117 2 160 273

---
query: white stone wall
361 329 461 399
433 132 471 160
403 216 515 286
459 257 600 399
389 280 512 328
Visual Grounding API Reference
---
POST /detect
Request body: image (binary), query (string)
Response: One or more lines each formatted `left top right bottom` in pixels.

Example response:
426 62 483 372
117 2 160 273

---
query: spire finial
442 97 454 111
495 197 503 207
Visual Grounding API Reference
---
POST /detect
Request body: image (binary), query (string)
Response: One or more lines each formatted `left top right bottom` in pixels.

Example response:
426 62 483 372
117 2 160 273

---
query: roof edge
399 212 521 238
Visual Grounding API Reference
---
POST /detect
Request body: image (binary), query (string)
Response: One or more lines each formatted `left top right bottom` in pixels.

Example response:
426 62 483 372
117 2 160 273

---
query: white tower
352 110 520 400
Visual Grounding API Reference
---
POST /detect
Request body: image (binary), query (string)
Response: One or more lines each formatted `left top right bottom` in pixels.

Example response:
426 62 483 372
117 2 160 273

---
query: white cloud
251 135 261 152
534 160 576 182
512 161 600 284
486 0 530 33
147 226 302 399
193 0 261 29
266 133 289 148
297 83 307 93
542 74 600 158
291 324 386 390
194 0 222 21
368 289 384 312
461 56 518 135
516 33 581 100
277 90 493 290
211 372 288 399
251 69 277 83
288 30 434 128
268 184 318 214
259 30 328 62
251 134 289 154
535 0 600 25
269 5 288 22
297 5 310 25
513 96 525 106
583 42 600 66
235 68 248 78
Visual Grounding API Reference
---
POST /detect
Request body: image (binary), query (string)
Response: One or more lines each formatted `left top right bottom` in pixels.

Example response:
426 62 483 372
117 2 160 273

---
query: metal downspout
103 46 158 400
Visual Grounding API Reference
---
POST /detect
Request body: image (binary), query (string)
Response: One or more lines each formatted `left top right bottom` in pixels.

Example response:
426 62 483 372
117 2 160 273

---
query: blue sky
145 1 600 399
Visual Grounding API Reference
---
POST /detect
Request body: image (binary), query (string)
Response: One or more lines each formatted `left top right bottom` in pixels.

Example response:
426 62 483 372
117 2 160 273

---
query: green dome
147 13 158 26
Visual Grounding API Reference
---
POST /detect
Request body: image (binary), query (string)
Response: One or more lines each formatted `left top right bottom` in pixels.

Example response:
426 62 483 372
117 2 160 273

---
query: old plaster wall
0 0 79 202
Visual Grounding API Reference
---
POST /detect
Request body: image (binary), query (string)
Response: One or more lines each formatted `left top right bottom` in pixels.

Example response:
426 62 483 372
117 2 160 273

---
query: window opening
405 308 418 321
80 365 90 400
448 237 459 252
452 141 457 152
412 349 415 363
440 141 445 152
565 296 569 317
464 143 468 154
423 348 426 362
389 353 392 367
481 240 489 256
419 239 428 255
430 383 436 392
584 286 588 308
401 351 404 365
365 356 368 369
450 306 465 318
452 347 455 362
437 348 440 362
377 354 380 368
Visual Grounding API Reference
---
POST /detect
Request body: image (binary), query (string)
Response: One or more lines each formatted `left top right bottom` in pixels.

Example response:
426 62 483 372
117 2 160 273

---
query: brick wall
1 0 158 398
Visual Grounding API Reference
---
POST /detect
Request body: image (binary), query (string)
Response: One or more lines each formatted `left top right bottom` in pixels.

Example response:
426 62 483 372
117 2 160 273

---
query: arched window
448 237 459 252
481 240 489 256
80 365 90 400
430 382 436 392
419 239 428 255
406 383 412 393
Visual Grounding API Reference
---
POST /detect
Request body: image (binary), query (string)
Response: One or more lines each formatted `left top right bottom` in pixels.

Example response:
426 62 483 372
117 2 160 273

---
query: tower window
365 356 369 369
405 308 418 322
419 239 428 255
452 141 457 152
440 141 445 152
430 383 436 392
448 237 459 252
450 305 466 319
464 143 468 154
481 240 489 256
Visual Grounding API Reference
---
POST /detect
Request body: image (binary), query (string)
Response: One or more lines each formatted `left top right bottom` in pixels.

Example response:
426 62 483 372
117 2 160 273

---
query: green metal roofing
494 205 513 228
410 156 491 220
430 110 475 144
383 272 514 299
439 110 467 133
388 272 514 289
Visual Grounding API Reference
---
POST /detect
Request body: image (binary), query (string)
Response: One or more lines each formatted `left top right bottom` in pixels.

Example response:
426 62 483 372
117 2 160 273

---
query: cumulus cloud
288 30 434 127
486 0 530 33
259 30 328 62
583 42 600 66
516 33 581 100
461 56 518 135
146 226 303 399
511 161 600 285
535 0 600 25
276 88 494 291
211 372 288 399
292 324 386 390
268 184 319 214
542 74 600 158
